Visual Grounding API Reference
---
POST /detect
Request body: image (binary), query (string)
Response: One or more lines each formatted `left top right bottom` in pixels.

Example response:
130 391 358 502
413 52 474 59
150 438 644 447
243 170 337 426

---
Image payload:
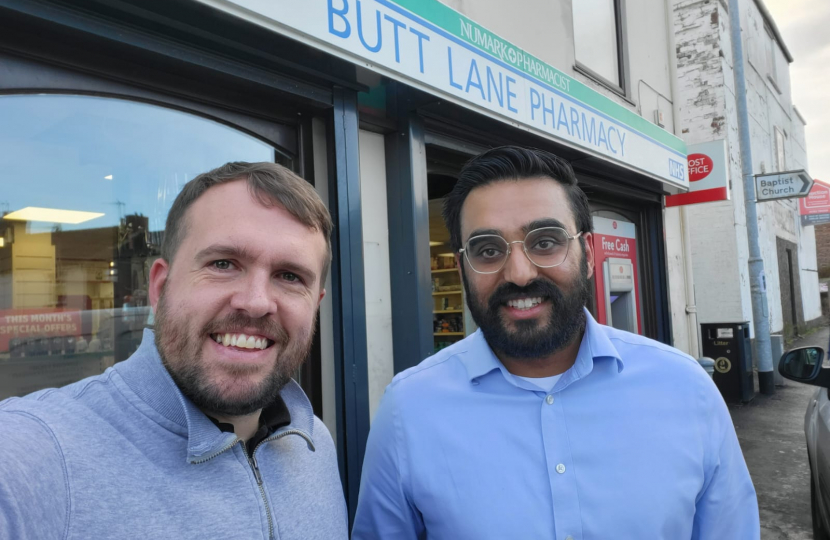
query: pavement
729 324 830 540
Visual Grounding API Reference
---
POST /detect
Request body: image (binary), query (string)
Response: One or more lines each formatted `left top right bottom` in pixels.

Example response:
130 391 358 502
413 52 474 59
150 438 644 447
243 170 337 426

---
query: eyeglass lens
465 227 572 272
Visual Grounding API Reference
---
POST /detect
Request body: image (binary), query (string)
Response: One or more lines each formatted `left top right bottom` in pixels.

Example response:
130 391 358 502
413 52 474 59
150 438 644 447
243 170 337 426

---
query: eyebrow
466 218 573 242
195 244 255 262
523 218 570 234
195 244 318 281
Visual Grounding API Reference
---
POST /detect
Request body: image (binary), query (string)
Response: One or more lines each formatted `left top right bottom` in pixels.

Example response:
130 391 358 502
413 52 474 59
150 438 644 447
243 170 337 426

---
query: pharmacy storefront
0 0 686 518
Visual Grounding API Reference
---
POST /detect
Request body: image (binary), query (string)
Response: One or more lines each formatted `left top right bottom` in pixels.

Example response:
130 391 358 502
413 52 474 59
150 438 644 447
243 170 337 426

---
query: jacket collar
115 329 317 462
460 308 624 390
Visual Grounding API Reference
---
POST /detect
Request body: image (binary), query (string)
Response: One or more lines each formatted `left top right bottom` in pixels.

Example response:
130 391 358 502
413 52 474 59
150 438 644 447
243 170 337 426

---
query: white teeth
508 297 543 310
212 333 270 350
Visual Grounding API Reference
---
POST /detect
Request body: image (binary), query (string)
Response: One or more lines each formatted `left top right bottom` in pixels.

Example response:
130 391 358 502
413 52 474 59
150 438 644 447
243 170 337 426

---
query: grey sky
765 0 830 182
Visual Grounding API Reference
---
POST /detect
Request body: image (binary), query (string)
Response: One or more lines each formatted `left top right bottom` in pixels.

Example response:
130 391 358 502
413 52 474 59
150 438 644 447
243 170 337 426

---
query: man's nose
501 243 538 287
229 270 277 318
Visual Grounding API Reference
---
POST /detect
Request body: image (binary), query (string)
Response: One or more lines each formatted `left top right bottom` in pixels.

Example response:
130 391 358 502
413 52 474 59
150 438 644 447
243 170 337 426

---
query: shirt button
556 463 566 474
545 394 554 405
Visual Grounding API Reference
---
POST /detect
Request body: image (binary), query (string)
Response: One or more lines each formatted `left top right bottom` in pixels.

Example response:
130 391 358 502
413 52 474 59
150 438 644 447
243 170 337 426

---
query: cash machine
592 216 642 334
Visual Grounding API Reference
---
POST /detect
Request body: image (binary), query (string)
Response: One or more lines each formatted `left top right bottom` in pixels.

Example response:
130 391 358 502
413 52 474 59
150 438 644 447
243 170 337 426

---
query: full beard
153 291 313 417
463 255 591 359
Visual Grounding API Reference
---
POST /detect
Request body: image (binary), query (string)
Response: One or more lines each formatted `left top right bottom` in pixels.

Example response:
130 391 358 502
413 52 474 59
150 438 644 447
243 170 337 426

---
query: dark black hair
442 146 592 252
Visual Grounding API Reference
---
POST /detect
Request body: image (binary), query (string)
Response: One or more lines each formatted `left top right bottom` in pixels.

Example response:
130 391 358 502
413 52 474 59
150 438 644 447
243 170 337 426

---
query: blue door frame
329 86 371 524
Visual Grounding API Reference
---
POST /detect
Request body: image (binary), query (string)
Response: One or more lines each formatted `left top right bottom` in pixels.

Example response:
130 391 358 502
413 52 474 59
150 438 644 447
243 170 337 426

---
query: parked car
779 345 830 539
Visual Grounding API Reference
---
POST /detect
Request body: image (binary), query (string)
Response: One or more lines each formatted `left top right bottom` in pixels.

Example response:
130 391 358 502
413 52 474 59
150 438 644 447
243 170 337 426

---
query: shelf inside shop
434 309 463 313
433 291 462 296
434 332 464 336
431 268 457 273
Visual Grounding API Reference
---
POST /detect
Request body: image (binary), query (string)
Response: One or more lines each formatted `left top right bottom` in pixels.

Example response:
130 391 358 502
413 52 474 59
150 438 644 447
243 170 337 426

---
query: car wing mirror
778 346 830 388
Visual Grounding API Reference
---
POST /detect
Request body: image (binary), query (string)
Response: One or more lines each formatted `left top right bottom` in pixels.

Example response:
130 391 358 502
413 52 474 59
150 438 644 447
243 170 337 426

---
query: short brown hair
162 161 333 283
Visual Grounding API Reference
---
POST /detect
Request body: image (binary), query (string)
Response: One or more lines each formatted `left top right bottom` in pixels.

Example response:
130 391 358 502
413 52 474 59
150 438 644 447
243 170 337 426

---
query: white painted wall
664 206 692 353
672 0 821 339
358 130 395 422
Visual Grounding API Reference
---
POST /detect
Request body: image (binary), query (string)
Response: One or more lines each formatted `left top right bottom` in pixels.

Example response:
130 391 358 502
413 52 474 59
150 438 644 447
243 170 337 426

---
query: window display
0 94 281 398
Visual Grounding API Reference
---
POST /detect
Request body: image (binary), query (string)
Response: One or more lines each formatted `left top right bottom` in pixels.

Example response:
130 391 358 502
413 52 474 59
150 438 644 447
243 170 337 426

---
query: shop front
0 0 687 519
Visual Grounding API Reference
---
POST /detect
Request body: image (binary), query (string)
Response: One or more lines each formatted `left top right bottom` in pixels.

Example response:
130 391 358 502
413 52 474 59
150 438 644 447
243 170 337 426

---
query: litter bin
701 322 754 403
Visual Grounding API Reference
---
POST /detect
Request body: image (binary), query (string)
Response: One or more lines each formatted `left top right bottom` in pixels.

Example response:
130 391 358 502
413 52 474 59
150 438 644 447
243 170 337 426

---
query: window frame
572 0 630 99
764 24 782 94
774 127 786 172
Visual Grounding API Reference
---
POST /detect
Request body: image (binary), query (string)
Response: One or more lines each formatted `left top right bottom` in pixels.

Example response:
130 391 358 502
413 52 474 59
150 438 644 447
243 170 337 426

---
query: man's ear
317 289 327 307
149 258 170 311
582 232 595 280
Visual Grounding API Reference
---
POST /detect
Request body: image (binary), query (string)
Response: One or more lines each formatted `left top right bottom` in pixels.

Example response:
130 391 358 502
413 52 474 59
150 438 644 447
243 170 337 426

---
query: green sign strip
391 0 685 153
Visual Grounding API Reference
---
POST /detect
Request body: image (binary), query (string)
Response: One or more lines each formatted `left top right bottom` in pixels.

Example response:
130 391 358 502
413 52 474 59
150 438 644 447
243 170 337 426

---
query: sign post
754 170 813 202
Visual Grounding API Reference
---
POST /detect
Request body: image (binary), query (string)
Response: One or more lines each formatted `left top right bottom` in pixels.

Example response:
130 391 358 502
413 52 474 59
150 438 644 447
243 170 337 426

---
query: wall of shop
358 129 395 421
672 0 821 338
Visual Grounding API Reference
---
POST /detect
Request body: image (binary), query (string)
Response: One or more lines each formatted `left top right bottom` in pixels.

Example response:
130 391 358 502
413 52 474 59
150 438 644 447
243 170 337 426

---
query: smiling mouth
210 333 274 350
505 297 544 311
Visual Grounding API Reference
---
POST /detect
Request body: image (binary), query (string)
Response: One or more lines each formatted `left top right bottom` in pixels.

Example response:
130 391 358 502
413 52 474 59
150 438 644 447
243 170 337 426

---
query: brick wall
816 223 830 278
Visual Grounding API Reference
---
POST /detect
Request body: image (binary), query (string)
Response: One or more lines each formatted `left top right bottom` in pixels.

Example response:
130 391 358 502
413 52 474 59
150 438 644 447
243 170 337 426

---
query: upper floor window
572 0 626 93
764 24 781 92
774 127 786 171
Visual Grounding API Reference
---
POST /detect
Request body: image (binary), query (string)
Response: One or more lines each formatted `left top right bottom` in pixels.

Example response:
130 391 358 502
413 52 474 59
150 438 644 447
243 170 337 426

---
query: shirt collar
459 308 624 388
207 395 292 435
115 329 317 462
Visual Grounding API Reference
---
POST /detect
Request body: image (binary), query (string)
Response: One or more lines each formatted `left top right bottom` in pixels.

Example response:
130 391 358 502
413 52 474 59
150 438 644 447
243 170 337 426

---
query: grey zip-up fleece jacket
0 329 348 540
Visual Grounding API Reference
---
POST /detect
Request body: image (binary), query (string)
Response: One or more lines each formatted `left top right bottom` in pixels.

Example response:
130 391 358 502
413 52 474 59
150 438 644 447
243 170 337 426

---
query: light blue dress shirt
353 309 759 539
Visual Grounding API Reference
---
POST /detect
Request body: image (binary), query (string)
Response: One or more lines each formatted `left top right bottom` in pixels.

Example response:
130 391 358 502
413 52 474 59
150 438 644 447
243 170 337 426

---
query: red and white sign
0 308 83 353
800 179 830 226
591 217 642 333
665 140 729 207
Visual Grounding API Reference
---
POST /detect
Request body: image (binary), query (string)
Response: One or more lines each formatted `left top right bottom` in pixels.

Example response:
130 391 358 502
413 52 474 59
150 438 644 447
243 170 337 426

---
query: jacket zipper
191 429 314 540
247 429 316 540
246 449 274 540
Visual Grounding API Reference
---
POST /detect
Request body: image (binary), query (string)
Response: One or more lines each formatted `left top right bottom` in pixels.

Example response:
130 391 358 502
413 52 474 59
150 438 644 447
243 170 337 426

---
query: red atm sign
665 140 729 208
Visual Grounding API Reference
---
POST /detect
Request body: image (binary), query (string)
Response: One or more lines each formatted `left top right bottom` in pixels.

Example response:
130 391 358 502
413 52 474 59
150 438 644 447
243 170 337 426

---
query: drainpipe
727 0 774 394
665 0 701 358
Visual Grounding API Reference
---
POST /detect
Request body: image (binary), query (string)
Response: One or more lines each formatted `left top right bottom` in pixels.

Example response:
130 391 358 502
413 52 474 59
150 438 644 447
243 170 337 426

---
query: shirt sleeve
691 385 760 539
352 387 424 540
0 409 69 540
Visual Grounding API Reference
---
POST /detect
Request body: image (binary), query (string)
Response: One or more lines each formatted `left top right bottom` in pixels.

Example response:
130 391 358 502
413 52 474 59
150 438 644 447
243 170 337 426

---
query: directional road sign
755 170 814 202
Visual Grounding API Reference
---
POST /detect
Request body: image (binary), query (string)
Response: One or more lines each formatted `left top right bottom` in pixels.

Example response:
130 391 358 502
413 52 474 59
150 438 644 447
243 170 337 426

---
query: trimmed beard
462 252 591 359
153 288 314 417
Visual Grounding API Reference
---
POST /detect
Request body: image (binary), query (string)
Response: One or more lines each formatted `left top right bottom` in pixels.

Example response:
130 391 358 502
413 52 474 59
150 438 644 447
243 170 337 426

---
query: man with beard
0 162 347 539
353 146 759 539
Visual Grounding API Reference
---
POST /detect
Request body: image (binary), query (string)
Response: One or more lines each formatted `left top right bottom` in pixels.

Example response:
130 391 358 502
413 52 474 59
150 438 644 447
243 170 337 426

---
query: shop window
572 0 626 92
0 94 284 399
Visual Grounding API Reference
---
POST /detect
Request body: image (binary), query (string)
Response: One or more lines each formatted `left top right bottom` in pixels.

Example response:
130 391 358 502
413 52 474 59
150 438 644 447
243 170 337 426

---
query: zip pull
248 454 264 485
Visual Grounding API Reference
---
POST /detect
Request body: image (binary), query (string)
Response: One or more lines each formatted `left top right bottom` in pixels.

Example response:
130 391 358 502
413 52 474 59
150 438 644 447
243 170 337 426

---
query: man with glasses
353 146 759 539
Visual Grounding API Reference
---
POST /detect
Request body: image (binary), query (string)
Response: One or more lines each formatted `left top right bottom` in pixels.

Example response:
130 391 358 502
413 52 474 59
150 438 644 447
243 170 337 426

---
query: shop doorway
426 149 478 353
